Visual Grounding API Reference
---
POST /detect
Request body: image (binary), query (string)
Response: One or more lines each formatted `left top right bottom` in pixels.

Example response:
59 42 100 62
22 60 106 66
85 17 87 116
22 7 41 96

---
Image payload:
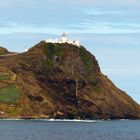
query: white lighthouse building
60 32 67 43
45 33 80 47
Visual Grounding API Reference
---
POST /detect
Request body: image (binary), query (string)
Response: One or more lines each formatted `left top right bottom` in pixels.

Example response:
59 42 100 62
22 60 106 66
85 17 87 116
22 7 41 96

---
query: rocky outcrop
0 41 140 119
0 46 9 55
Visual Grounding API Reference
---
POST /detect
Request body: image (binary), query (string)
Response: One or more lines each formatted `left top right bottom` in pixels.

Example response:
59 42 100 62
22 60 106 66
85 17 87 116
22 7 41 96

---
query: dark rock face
0 41 140 119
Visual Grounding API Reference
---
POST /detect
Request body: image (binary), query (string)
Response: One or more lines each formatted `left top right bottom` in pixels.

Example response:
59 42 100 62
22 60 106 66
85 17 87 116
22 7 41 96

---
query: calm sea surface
0 120 140 140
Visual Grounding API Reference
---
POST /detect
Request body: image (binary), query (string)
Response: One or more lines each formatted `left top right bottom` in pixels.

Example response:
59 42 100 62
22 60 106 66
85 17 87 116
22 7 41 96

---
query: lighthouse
45 33 80 47
60 32 67 43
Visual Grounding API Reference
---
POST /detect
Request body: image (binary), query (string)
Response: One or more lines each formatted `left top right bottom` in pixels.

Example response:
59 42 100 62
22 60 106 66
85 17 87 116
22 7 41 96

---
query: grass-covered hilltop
0 42 140 119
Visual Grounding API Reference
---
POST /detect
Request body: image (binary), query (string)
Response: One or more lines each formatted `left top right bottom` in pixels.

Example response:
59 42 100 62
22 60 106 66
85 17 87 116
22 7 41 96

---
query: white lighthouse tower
60 32 67 43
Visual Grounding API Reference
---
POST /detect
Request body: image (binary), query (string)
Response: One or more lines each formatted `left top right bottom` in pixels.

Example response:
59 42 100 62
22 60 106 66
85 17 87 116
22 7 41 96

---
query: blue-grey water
0 120 140 140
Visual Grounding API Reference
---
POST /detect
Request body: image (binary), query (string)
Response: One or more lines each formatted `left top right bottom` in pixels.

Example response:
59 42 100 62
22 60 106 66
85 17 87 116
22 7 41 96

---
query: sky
0 0 140 103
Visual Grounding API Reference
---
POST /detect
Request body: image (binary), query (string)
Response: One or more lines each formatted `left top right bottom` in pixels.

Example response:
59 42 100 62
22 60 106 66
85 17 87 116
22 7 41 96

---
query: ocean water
0 120 140 140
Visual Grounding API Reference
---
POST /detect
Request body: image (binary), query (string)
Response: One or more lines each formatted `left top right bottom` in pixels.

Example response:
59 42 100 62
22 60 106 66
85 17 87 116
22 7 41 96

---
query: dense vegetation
44 43 63 69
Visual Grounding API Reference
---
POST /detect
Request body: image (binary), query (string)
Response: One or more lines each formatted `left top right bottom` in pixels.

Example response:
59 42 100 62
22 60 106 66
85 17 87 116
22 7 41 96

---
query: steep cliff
0 41 139 119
